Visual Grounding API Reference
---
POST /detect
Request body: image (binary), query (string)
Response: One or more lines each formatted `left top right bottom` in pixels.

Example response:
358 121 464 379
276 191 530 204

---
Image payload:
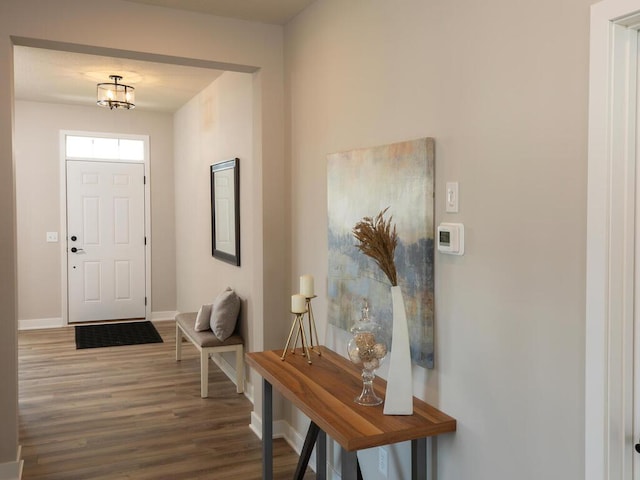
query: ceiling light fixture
96 75 135 110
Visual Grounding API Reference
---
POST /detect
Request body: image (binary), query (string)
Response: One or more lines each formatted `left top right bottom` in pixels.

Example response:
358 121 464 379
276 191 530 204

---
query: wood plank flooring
18 321 314 479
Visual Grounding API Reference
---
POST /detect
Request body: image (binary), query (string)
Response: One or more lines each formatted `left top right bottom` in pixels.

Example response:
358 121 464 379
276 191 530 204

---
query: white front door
66 160 146 323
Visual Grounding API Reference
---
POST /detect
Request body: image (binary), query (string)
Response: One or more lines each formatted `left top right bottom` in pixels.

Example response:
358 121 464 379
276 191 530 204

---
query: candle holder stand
281 311 312 364
291 296 321 357
303 296 321 356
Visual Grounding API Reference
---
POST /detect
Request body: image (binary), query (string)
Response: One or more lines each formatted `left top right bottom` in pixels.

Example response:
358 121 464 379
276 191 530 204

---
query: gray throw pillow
194 304 213 331
210 287 240 341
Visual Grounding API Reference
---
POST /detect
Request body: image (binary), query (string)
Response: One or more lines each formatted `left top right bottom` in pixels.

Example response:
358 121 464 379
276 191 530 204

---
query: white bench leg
201 351 209 398
176 323 183 361
235 345 244 394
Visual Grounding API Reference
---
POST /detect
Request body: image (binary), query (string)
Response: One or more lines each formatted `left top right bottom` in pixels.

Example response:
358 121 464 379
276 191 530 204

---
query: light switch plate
46 232 58 243
445 181 459 213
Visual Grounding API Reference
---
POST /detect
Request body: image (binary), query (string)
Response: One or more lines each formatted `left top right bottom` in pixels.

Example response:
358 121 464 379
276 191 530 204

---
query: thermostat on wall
437 223 464 255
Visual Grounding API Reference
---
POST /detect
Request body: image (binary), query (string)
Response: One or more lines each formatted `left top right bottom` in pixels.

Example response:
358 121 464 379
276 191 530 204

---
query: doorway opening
62 132 151 324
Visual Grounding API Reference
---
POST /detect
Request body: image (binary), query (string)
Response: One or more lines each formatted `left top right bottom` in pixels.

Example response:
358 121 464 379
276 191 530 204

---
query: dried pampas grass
352 207 398 286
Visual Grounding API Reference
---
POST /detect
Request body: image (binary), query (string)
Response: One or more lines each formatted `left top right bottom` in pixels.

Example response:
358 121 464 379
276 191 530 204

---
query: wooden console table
246 347 456 480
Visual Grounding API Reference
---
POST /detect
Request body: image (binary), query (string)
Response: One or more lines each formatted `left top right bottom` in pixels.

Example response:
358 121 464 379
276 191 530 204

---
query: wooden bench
175 312 244 398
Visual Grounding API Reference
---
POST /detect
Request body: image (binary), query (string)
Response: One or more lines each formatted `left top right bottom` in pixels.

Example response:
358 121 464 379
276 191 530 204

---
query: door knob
70 247 84 253
636 442 640 454
70 235 77 241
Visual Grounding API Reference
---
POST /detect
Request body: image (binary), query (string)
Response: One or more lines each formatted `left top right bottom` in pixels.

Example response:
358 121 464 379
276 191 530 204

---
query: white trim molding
249 411 288 441
0 461 22 480
249 414 327 474
0 445 23 480
18 317 64 330
150 311 178 321
17 312 176 331
587 1 640 479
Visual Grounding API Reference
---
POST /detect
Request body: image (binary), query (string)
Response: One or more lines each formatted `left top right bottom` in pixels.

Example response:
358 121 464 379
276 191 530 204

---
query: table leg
316 430 326 480
341 448 358 480
263 379 273 480
411 437 427 480
294 422 320 480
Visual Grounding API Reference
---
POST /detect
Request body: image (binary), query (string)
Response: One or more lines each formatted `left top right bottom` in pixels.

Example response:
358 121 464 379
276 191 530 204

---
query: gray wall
284 0 593 478
173 70 256 356
14 100 177 323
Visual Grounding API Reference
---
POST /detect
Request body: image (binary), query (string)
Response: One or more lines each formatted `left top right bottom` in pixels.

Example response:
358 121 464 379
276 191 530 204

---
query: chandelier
96 75 135 110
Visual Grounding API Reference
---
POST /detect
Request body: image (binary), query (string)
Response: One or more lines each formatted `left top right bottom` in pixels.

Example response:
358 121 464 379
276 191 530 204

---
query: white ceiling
123 0 316 25
13 0 315 113
14 46 225 113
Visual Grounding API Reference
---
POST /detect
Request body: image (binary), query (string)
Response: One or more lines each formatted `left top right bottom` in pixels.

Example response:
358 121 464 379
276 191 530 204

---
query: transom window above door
66 135 144 161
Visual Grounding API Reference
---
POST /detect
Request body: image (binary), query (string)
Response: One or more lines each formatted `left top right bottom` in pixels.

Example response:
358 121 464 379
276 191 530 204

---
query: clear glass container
347 301 388 406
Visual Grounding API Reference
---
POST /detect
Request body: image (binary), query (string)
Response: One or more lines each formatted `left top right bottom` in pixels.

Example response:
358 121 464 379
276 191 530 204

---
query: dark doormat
75 321 163 349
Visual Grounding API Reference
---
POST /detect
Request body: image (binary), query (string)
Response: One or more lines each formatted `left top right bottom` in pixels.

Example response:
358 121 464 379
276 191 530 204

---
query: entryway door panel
67 161 146 323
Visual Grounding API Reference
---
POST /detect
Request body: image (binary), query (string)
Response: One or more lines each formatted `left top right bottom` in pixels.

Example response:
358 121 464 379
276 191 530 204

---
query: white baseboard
0 445 23 480
285 422 318 473
18 317 63 330
249 411 289 440
242 377 254 405
18 312 177 330
151 311 178 321
249 412 327 476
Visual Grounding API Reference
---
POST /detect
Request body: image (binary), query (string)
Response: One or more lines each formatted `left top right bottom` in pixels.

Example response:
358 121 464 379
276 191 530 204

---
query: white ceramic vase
383 285 413 415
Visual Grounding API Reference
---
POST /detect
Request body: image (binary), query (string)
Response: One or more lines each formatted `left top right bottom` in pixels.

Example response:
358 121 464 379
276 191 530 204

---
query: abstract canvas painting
327 138 435 368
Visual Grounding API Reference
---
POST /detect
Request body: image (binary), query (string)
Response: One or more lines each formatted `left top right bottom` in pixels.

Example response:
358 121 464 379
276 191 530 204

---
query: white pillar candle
300 274 314 298
291 294 306 313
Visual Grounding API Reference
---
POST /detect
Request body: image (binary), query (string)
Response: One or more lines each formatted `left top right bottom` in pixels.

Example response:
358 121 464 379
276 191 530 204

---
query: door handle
70 247 84 253
635 442 640 454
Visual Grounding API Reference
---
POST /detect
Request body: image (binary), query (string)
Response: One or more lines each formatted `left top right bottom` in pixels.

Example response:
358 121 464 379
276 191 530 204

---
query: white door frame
59 130 151 325
587 1 640 479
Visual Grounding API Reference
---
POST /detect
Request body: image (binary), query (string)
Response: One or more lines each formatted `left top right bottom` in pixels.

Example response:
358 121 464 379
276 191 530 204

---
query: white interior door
66 160 146 323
